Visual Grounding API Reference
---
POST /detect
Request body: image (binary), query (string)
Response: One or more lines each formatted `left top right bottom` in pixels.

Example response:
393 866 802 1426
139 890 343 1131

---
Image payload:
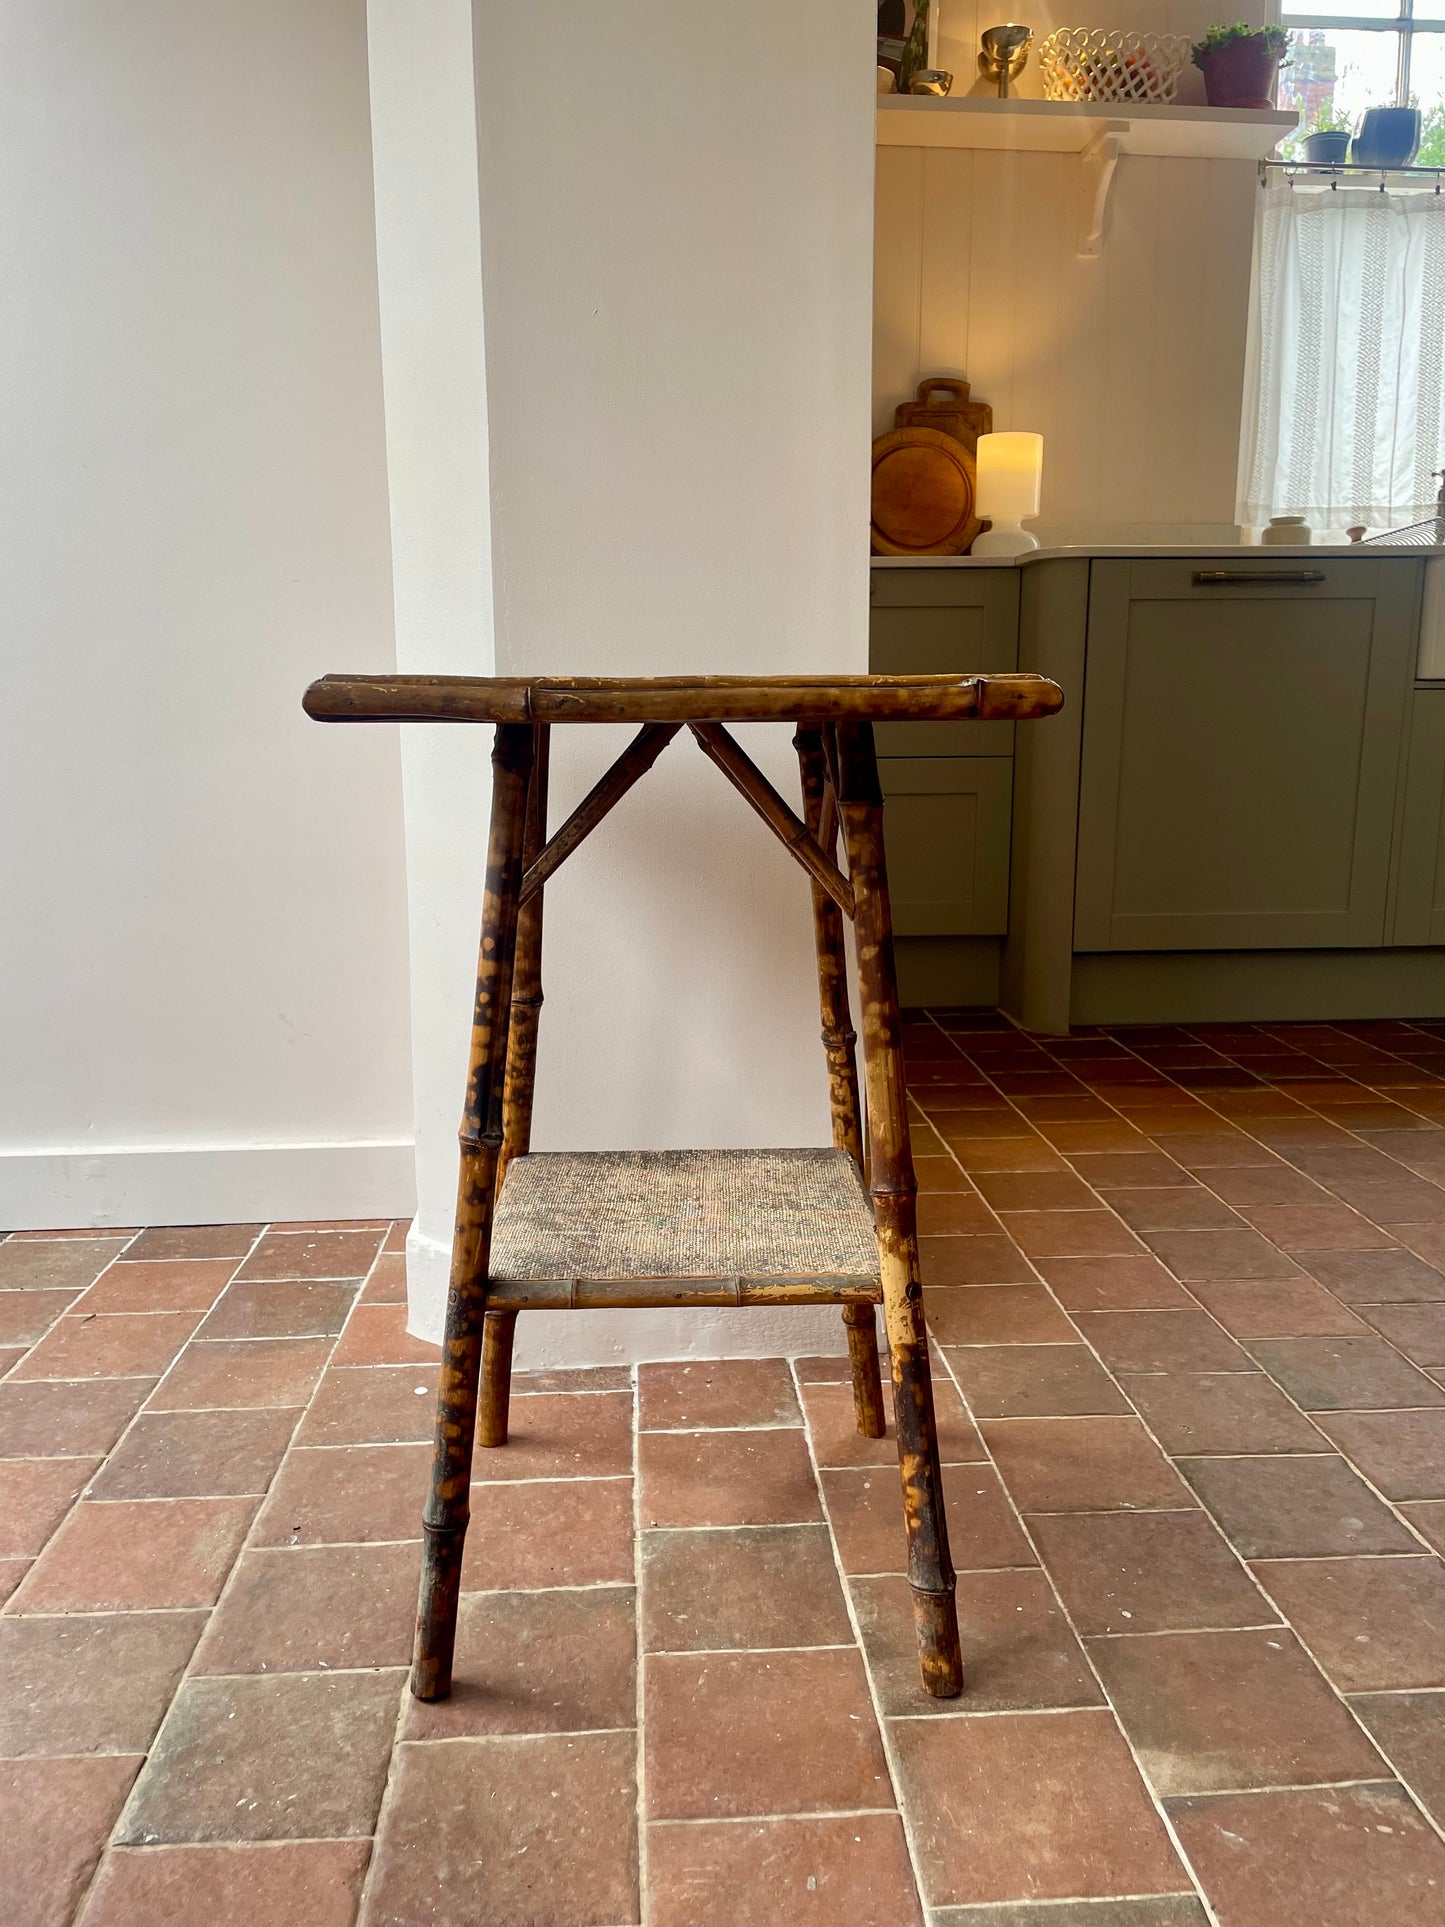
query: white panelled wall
878 0 1265 543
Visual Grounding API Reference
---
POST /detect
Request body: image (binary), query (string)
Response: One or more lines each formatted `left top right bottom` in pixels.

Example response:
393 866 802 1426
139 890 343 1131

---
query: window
1277 3 1445 161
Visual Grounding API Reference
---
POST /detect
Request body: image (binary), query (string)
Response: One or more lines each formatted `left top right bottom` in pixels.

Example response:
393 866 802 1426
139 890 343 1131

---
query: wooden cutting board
893 376 993 448
871 425 981 556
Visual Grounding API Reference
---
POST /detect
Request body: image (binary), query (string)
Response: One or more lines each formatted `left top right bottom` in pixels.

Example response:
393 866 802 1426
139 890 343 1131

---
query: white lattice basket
1038 29 1192 105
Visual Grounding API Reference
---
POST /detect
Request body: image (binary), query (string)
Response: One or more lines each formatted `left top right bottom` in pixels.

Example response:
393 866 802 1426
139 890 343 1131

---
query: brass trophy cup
978 24 1033 98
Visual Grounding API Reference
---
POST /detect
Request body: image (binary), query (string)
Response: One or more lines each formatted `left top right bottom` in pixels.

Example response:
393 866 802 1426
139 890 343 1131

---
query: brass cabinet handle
1191 569 1327 586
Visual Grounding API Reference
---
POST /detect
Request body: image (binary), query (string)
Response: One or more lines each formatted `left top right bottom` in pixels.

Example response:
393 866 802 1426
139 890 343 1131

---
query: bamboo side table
304 671 1063 1700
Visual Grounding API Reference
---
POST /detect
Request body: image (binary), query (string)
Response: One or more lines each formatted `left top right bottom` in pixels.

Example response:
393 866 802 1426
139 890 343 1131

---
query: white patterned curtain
1242 183 1445 531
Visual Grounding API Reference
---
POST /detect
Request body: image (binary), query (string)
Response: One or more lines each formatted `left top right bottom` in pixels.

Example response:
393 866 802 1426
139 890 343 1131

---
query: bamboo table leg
796 727 885 1441
837 719 962 1698
480 725 550 1450
413 722 535 1702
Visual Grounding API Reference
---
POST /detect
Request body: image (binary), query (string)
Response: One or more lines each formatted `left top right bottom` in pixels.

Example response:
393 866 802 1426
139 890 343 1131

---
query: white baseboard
404 1225 857 1369
0 1141 417 1232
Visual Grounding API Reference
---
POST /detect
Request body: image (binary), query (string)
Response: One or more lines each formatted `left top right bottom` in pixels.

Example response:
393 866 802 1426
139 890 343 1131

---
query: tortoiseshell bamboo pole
795 727 885 1441
412 722 535 1703
304 669 1065 728
479 726 551 1451
836 719 962 1699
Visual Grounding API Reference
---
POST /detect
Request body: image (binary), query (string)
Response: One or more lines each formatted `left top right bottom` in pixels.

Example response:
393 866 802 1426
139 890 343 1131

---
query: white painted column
373 0 878 1364
366 0 497 1298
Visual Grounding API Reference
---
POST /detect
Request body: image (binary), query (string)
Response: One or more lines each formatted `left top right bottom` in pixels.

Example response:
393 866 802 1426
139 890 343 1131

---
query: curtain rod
1259 158 1445 185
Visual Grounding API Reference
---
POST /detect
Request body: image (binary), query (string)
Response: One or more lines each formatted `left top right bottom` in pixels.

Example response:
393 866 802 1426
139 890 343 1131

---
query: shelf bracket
1078 127 1123 257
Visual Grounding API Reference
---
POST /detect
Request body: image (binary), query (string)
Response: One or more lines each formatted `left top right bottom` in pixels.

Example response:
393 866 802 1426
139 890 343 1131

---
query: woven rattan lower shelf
484 1146 883 1309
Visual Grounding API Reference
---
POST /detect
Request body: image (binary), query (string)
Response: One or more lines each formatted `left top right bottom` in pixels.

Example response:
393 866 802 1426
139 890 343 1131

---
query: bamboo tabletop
302 671 1064 726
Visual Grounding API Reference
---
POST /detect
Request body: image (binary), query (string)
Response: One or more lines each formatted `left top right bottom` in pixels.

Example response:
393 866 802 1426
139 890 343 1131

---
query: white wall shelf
878 95 1297 159
878 97 1296 255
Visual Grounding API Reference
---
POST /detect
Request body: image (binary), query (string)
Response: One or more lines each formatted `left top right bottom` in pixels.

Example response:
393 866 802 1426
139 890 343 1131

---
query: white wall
0 0 414 1228
375 0 879 1363
878 0 1260 544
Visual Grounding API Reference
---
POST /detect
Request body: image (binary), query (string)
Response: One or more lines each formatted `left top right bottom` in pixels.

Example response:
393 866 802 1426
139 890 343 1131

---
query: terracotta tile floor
5 1014 1445 1924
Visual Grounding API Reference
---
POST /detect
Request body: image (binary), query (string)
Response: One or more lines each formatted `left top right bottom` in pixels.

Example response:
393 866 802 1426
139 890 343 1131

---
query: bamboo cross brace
688 721 855 918
520 721 680 903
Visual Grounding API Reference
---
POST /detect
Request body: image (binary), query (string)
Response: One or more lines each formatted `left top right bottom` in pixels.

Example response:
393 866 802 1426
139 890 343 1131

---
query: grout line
77 1661 411 1685
884 1703 1115 1723
640 1516 874 1537
1247 1550 1437 1566
1082 1623 1286 1640
646 1641 857 1659
72 1832 388 1848
646 1803 901 1828
1345 1683 1445 1698
634 1421 803 1436
396 1726 636 1749
1155 1776 1402 1802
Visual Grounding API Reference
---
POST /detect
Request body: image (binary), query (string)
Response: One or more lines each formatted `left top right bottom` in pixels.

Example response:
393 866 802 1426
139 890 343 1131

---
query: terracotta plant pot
1196 34 1282 110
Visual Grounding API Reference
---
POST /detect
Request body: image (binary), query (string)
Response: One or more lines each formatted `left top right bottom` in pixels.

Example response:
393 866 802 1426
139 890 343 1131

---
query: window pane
1409 31 1445 161
1283 0 1404 19
1279 26 1403 141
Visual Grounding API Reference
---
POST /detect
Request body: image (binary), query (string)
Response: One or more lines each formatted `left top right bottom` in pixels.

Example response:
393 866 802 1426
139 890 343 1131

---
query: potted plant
1353 104 1422 168
1192 22 1290 110
1300 102 1351 165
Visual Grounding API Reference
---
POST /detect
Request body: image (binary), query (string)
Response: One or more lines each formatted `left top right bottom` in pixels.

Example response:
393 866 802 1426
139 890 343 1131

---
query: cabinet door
880 757 1012 935
870 568 1020 755
1075 558 1420 951
1392 688 1445 945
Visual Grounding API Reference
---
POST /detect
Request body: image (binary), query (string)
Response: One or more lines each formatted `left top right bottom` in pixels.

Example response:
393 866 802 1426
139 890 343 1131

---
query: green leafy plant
1192 21 1291 65
1307 99 1351 135
1413 97 1445 166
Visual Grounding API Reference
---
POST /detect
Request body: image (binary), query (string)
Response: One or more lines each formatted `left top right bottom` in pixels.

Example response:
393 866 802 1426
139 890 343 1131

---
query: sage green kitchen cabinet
1074 557 1422 951
880 755 1013 935
870 568 1020 754
1392 686 1445 945
869 566 1022 938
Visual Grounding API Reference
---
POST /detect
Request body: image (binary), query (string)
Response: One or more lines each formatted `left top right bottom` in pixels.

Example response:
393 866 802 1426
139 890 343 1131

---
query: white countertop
871 544 1441 567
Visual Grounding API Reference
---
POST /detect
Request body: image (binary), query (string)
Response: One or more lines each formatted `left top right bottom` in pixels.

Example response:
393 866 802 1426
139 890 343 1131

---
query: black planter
1353 106 1421 169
